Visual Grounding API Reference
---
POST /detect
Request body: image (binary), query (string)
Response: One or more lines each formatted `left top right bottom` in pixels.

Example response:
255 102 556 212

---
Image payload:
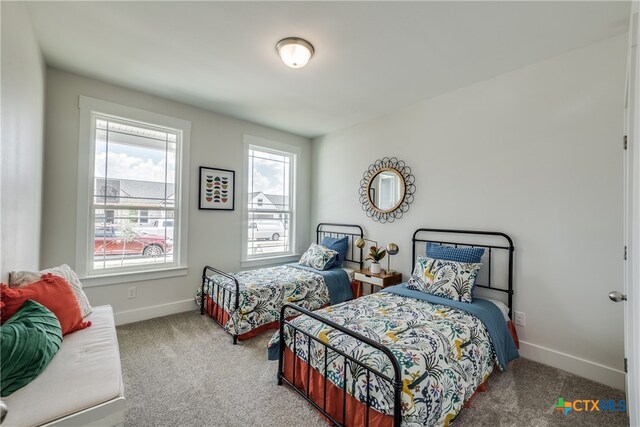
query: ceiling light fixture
276 37 315 69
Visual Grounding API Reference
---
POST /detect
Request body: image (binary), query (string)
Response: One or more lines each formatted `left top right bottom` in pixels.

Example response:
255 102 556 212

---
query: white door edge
624 5 639 427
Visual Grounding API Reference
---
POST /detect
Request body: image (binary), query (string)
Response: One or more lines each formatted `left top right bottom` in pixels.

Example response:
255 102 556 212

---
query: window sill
79 266 189 287
241 254 300 269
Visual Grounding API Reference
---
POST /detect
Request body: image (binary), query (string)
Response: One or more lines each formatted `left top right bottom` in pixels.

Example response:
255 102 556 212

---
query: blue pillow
321 236 349 268
426 242 484 263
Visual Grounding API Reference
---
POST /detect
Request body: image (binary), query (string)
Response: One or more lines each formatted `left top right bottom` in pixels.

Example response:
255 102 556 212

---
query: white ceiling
26 1 630 138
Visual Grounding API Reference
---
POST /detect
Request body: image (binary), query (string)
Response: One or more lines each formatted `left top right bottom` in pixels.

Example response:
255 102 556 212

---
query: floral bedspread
196 265 329 337
268 292 497 427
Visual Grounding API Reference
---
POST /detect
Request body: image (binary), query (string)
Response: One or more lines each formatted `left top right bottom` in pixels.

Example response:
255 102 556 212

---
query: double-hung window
244 136 298 262
77 97 190 283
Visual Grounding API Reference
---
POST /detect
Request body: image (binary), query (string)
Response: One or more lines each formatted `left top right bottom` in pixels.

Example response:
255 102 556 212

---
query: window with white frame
77 97 190 281
245 143 296 260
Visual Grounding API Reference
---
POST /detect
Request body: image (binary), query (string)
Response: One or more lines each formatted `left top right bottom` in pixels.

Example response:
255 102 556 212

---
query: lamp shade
355 238 378 249
386 243 399 255
276 37 314 69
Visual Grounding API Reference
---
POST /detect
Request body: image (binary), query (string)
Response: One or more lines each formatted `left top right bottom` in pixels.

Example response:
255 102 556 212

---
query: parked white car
136 219 174 239
248 221 285 241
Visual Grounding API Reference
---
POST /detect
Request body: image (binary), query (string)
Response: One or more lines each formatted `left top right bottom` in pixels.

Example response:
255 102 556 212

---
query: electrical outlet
127 286 137 299
514 311 526 327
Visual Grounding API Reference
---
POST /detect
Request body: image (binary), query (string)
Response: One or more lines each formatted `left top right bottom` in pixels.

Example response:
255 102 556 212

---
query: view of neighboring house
248 191 288 224
95 178 175 225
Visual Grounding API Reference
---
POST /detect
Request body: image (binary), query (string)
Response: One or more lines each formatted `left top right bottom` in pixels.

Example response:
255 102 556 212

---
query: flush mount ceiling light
276 37 315 69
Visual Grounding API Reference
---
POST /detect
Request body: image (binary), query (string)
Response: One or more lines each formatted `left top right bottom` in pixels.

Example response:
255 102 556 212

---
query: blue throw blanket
288 263 352 305
382 284 519 370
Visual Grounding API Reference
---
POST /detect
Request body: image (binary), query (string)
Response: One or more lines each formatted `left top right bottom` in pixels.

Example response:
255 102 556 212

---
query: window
77 97 190 283
139 210 149 224
244 137 297 261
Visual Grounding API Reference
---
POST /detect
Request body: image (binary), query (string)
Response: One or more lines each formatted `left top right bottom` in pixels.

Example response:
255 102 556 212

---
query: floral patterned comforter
268 292 498 427
196 265 329 336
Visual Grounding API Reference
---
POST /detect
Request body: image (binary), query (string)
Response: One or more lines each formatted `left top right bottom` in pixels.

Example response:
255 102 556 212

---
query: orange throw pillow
1 274 91 335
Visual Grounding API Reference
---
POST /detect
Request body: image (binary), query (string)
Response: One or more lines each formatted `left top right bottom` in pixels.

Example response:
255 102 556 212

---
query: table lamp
355 238 378 250
386 243 399 274
355 238 380 273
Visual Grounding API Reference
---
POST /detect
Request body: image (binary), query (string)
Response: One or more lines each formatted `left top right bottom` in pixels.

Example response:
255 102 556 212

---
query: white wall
0 3 46 281
312 35 628 389
41 69 311 323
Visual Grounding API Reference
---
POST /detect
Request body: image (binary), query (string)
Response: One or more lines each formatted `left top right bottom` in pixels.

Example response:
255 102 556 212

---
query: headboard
316 223 364 270
412 228 515 317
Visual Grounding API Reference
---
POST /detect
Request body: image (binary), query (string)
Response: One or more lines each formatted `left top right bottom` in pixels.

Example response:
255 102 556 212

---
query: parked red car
94 226 172 257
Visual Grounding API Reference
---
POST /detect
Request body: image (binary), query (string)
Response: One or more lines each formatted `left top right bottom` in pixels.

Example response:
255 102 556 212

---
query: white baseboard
519 340 626 390
114 299 197 326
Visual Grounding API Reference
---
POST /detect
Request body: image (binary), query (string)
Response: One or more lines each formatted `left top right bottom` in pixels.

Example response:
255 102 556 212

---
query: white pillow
9 264 92 317
484 298 510 322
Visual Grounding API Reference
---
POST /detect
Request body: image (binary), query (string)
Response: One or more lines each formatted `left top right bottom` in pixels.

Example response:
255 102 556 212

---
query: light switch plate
514 311 526 327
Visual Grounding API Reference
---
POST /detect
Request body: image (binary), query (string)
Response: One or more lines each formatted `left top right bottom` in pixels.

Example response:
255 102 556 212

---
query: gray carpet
117 311 629 427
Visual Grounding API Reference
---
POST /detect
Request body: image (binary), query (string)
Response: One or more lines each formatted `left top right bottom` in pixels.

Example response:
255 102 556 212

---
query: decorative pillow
1 300 63 397
406 275 428 293
10 264 92 318
299 244 339 271
407 256 482 303
1 274 91 335
321 236 349 268
426 242 485 264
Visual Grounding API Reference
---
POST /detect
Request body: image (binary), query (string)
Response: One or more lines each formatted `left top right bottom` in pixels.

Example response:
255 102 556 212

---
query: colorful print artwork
200 167 235 210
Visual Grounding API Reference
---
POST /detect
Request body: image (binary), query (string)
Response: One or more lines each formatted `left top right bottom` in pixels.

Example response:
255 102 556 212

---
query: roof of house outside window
249 191 288 210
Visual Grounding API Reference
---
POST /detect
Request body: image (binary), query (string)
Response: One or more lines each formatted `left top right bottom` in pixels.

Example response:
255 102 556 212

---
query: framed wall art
199 167 235 210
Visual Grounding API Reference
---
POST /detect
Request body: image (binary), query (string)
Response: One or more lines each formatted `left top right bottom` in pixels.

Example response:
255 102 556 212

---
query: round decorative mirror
359 157 416 223
368 168 405 213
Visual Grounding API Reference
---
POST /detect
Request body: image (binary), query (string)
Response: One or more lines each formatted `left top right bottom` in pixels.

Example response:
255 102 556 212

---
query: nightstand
353 269 403 298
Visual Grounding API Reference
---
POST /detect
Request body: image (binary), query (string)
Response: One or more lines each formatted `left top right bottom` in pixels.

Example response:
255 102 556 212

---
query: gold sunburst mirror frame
358 157 416 223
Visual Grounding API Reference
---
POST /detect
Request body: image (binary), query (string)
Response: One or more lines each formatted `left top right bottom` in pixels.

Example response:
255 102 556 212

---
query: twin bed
199 225 519 426
198 223 364 344
269 228 519 427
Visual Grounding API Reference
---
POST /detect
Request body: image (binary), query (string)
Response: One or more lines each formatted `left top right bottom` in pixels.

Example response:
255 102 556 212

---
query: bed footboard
201 266 240 344
277 303 402 427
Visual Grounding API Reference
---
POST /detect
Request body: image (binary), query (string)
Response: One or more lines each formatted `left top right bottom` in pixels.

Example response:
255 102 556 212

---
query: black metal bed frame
201 266 240 344
277 304 403 427
316 223 365 270
201 223 364 344
277 228 515 426
412 228 515 317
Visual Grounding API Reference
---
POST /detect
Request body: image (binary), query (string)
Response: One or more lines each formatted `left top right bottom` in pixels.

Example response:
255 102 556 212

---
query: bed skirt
203 295 280 341
203 281 361 341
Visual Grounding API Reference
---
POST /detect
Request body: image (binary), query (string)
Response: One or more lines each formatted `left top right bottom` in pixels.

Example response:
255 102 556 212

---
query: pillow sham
1 300 63 397
10 264 92 318
426 242 484 264
299 244 339 271
320 236 349 268
1 274 91 335
407 256 482 303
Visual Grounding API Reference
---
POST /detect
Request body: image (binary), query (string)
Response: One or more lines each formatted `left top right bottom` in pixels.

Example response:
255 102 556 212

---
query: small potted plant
366 246 386 274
